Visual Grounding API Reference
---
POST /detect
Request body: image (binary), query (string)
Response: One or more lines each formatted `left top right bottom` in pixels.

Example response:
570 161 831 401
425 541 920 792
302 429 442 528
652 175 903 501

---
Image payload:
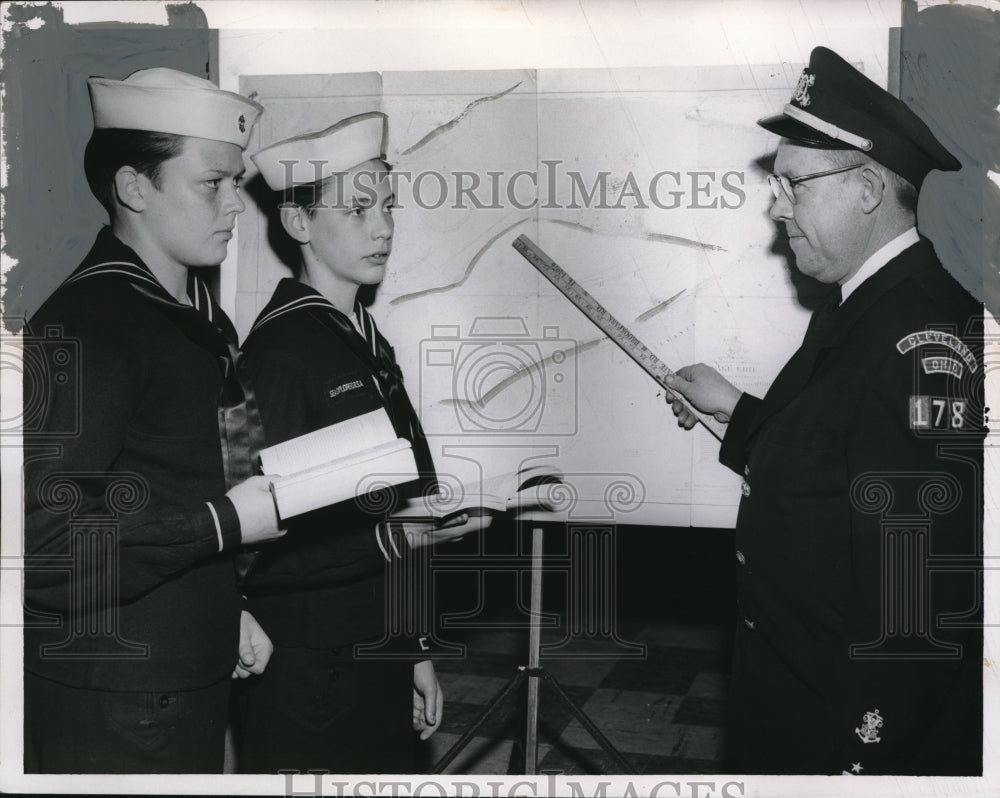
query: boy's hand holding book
401 512 494 549
390 464 564 530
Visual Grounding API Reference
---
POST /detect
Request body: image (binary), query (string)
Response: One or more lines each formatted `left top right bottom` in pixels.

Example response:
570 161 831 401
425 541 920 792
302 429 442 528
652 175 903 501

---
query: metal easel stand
430 524 635 775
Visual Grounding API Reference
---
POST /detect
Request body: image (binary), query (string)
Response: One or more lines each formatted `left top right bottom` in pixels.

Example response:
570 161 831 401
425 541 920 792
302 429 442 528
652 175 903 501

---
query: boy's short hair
83 128 186 217
283 159 393 219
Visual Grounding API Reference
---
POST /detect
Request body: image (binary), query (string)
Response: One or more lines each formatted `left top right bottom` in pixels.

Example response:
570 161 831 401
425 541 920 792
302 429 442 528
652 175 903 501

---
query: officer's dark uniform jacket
240 277 435 652
23 228 253 692
718 237 984 775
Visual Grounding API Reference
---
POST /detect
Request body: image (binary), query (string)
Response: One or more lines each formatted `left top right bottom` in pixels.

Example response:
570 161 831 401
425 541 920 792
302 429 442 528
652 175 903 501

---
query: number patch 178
909 395 965 430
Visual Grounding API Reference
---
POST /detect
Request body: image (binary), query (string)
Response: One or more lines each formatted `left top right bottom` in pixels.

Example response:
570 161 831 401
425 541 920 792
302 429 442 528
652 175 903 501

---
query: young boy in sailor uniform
239 112 487 773
23 67 284 773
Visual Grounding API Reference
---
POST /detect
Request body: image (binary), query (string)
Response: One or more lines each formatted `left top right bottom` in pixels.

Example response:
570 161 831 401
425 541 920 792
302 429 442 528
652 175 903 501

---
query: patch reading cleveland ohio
922 355 964 378
896 330 978 372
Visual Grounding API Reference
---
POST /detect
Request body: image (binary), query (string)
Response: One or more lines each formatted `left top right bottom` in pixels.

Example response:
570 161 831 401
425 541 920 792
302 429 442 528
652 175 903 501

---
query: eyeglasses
767 163 865 205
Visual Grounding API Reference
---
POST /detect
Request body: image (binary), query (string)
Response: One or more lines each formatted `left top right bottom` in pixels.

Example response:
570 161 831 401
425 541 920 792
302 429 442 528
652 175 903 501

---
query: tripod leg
541 671 636 774
430 669 527 774
525 525 545 774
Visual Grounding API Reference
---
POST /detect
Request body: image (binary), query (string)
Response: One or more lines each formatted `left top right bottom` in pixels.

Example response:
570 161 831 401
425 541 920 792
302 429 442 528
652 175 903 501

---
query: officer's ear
114 166 146 214
859 165 886 214
279 203 311 244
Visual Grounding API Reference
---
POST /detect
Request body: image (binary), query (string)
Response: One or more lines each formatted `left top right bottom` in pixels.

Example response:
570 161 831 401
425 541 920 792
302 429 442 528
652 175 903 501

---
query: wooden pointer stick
512 234 726 442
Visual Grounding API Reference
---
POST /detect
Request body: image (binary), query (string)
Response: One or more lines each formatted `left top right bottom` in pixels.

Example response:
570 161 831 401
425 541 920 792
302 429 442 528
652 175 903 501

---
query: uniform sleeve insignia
921 356 964 378
896 330 977 372
855 709 883 744
909 395 966 429
328 379 365 399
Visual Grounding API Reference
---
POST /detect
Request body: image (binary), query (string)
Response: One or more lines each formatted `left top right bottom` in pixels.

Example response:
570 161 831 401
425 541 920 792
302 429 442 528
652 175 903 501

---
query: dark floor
416 522 737 775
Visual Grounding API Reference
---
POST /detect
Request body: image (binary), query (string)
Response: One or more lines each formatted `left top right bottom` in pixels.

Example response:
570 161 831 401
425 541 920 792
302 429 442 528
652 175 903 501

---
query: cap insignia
792 70 816 107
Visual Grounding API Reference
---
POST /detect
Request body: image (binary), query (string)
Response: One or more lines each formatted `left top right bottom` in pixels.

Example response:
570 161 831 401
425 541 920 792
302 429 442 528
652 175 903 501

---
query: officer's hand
228 475 286 545
664 364 741 429
404 513 494 548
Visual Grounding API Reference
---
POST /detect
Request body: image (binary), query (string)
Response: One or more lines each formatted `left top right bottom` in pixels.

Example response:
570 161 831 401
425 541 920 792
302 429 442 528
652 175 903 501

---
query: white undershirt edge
840 227 919 302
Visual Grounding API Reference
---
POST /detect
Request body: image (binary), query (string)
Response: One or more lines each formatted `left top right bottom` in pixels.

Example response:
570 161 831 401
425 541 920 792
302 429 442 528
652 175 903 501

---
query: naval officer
667 46 984 775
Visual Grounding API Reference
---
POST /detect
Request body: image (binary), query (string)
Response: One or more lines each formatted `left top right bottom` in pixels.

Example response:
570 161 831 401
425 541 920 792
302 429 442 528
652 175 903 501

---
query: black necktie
184 272 266 489
746 284 843 436
804 284 843 344
313 302 438 498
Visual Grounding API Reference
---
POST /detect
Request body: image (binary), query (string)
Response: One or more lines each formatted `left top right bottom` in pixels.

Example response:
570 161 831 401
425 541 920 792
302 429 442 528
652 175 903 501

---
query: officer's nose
768 190 793 222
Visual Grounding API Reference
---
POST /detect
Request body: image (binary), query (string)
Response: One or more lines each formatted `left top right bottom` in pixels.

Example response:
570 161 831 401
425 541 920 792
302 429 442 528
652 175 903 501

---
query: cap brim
757 113 847 149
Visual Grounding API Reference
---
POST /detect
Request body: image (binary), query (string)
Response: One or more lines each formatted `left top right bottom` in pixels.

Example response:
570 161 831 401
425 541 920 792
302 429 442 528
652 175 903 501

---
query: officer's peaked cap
758 46 959 187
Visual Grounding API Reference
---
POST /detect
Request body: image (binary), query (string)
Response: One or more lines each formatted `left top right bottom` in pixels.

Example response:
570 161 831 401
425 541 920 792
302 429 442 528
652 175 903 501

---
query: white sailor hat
87 67 263 149
251 112 388 192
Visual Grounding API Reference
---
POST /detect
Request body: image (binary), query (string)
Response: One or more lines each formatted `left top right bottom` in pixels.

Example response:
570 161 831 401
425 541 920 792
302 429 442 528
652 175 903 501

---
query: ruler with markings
512 234 726 442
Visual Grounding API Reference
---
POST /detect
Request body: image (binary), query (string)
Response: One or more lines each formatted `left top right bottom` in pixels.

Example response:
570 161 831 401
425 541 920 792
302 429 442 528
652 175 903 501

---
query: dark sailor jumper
23 228 257 771
238 277 435 772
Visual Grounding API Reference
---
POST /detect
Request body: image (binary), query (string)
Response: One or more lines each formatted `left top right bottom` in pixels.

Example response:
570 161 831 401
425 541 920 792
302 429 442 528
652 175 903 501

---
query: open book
259 408 418 520
390 464 564 524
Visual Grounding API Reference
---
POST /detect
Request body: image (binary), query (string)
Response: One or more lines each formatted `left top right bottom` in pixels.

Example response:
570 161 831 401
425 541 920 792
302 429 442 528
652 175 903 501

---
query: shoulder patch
921 356 964 379
896 331 977 372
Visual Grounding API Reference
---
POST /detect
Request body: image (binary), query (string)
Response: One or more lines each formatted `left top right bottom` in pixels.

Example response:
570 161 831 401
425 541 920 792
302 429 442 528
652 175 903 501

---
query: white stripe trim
191 279 203 313
66 262 162 290
197 280 214 323
251 297 337 333
347 311 366 338
70 261 147 274
388 528 402 558
783 104 873 151
360 308 378 357
207 502 224 552
375 522 391 562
